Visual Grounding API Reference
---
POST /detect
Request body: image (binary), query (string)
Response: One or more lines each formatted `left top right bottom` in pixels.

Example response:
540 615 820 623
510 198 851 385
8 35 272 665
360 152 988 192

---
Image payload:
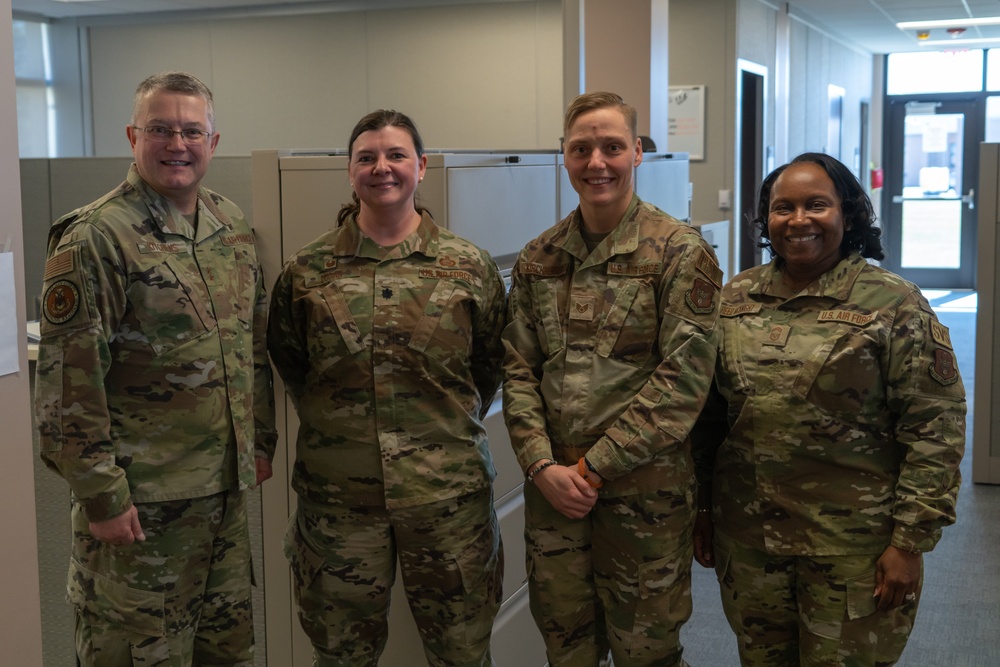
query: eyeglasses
133 126 213 144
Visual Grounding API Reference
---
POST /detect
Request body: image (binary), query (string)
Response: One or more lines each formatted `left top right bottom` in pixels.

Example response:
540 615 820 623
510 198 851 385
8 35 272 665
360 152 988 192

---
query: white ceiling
10 0 1000 55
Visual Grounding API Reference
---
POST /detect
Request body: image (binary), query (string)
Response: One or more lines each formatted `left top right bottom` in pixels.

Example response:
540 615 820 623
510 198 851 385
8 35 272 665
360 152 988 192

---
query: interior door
884 98 980 288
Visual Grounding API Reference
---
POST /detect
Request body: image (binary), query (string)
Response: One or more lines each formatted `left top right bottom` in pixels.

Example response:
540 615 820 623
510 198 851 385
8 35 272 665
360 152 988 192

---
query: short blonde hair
563 91 638 140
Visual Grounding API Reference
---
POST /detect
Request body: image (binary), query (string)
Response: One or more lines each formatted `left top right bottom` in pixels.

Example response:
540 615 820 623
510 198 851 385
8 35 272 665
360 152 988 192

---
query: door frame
882 94 982 289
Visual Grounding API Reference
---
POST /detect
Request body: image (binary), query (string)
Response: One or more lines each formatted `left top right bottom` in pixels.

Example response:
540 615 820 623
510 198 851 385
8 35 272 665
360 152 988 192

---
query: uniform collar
333 210 440 261
753 252 867 301
127 163 230 242
558 193 642 263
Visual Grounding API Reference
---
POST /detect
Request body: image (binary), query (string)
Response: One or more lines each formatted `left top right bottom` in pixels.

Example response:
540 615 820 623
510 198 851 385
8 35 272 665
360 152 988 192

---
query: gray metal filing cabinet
251 149 553 666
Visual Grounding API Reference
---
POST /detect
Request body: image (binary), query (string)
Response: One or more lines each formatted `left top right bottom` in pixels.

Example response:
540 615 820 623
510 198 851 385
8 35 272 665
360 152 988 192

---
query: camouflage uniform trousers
69 489 255 667
523 481 695 667
285 489 503 667
712 529 921 667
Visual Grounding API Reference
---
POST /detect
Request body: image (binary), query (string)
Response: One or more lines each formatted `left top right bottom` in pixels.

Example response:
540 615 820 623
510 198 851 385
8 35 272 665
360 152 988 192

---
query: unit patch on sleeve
43 280 81 325
929 348 959 386
685 277 717 314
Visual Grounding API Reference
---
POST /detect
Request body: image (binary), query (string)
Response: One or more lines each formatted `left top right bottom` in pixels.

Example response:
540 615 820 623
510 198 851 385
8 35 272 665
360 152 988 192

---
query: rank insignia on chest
43 279 81 325
762 324 791 347
685 277 717 314
569 294 596 321
930 348 959 385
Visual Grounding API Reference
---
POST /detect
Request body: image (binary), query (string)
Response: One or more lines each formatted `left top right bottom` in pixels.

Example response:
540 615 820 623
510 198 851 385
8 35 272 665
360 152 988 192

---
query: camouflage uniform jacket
35 164 278 523
267 212 506 509
502 194 722 496
693 253 965 555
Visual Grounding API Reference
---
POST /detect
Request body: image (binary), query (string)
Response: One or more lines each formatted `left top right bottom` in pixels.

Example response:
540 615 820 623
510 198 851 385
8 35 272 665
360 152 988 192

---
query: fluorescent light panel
919 37 1000 47
898 17 1000 30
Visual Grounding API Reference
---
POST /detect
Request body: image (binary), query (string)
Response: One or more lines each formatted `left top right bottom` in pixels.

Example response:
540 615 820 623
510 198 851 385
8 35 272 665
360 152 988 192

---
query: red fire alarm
870 167 884 190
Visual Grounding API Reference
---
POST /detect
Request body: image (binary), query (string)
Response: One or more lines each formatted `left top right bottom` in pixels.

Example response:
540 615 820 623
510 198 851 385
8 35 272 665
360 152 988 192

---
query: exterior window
13 19 53 158
887 51 984 95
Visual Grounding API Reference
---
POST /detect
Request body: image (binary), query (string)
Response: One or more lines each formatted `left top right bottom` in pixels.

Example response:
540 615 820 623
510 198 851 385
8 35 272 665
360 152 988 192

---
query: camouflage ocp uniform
267 211 506 667
502 194 721 666
34 164 278 666
693 253 966 666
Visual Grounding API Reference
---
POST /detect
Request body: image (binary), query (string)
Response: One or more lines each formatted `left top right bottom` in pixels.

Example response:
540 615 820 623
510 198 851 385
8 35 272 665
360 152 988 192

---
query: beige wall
87 1 564 157
670 0 875 272
0 0 45 662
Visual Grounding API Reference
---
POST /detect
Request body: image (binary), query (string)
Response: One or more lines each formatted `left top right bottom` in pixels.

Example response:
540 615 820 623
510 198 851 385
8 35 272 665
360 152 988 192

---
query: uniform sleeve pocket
67 557 165 637
845 571 878 620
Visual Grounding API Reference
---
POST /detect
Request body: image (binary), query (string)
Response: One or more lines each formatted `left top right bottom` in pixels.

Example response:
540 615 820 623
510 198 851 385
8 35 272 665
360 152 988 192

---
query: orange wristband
578 457 603 489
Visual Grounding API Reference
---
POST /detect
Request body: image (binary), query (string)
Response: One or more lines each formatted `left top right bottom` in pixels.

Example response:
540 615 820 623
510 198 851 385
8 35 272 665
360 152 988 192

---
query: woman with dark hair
267 110 506 666
692 152 966 666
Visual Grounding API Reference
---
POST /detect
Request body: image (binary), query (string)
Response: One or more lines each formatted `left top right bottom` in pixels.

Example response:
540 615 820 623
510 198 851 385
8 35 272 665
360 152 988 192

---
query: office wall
669 0 873 233
669 0 737 227
0 0 45 663
83 1 563 157
786 16 872 164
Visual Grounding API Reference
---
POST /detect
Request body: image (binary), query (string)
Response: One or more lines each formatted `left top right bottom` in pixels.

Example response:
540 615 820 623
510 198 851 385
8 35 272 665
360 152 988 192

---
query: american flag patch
44 249 75 280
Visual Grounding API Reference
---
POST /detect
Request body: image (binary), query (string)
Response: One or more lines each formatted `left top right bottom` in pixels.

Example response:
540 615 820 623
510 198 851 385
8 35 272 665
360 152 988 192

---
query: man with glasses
34 71 276 667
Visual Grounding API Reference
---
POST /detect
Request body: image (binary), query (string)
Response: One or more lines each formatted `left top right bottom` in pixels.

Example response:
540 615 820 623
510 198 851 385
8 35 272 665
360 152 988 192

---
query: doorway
737 60 766 272
883 98 980 288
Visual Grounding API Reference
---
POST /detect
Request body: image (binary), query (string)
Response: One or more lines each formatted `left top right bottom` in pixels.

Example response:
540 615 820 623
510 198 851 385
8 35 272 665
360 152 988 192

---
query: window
13 19 53 158
887 51 984 95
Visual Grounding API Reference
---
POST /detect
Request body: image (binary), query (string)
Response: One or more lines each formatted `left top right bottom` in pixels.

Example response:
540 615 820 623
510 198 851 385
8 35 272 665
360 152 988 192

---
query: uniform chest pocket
126 258 214 356
594 278 658 366
791 325 885 416
305 280 367 377
408 280 474 368
529 278 566 356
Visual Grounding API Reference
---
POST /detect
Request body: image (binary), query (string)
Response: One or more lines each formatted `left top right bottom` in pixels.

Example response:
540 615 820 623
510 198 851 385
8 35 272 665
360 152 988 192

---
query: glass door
884 99 980 289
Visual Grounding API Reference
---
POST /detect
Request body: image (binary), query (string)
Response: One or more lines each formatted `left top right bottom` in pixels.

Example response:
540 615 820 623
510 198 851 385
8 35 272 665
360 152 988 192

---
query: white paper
0 252 19 376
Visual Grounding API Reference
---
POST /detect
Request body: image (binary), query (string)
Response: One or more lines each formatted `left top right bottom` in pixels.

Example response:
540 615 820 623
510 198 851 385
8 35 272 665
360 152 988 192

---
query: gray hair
132 71 215 130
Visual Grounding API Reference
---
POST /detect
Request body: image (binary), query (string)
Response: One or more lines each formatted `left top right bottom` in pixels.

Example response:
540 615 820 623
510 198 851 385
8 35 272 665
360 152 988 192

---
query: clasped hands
528 458 601 519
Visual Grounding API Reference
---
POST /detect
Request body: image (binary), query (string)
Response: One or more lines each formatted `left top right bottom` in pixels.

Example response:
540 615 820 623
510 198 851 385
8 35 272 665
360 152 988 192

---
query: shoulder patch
694 247 723 289
929 348 959 385
43 248 75 281
43 280 81 325
685 277 717 314
929 320 953 350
